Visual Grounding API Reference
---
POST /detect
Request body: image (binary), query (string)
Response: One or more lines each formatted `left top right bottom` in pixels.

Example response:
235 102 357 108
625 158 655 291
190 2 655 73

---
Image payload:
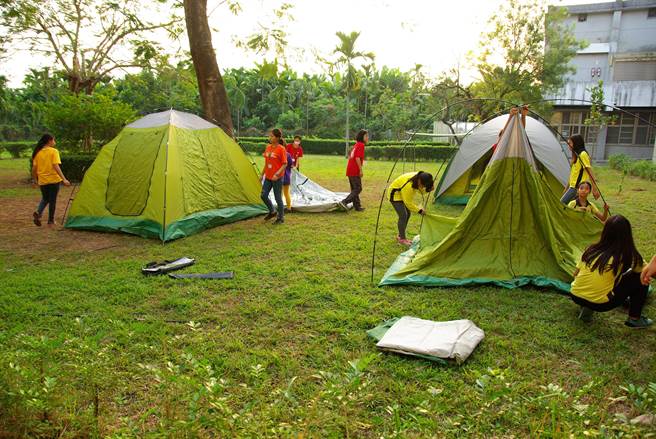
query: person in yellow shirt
388 171 434 246
31 134 70 227
567 181 609 222
561 134 600 204
570 215 651 328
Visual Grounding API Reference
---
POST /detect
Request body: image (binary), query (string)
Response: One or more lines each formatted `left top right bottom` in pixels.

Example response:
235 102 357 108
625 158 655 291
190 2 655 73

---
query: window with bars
606 111 656 145
552 110 590 140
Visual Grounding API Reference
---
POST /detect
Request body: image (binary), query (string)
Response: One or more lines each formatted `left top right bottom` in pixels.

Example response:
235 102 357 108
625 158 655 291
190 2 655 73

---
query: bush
1 141 33 158
60 154 95 182
367 145 456 161
608 153 656 181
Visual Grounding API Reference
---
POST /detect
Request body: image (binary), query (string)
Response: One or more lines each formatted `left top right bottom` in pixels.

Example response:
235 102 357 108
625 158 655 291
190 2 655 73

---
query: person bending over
388 171 434 246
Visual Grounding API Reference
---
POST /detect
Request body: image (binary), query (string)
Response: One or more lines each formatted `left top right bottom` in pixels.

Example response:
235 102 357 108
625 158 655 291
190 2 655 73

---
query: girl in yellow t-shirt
388 171 434 246
570 215 650 328
567 181 609 222
561 134 600 205
31 134 70 227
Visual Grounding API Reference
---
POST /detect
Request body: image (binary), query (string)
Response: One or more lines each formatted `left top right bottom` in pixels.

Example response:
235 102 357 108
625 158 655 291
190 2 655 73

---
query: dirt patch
0 178 134 257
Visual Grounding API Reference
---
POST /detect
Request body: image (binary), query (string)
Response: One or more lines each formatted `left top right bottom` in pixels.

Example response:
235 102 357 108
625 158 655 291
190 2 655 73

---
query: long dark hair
32 134 54 160
581 215 643 275
271 128 283 145
568 134 586 163
355 129 368 143
409 171 434 192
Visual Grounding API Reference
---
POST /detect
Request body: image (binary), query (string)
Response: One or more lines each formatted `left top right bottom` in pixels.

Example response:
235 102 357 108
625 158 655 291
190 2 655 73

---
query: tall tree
183 0 234 136
0 0 180 95
330 31 374 156
472 0 585 116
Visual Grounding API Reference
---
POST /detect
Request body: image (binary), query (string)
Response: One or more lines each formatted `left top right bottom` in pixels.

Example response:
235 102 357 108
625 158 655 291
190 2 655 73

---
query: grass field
1 154 655 437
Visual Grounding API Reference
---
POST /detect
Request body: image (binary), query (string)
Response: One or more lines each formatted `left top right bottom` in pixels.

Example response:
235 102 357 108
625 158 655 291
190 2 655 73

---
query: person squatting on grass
561 134 600 205
340 129 368 211
388 171 434 246
282 148 294 212
261 128 288 225
567 181 610 223
570 214 652 328
31 134 71 227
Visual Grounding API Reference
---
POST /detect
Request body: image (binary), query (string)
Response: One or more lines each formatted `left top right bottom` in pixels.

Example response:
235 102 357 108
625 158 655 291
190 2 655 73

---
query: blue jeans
261 178 284 220
560 186 577 205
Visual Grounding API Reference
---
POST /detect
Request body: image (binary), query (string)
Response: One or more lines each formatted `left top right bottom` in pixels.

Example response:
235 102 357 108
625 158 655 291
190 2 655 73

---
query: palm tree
331 31 374 156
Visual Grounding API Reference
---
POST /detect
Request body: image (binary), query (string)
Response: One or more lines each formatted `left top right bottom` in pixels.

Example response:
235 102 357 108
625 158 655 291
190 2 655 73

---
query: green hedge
609 154 656 181
367 145 456 161
236 137 451 157
0 141 33 158
60 155 95 182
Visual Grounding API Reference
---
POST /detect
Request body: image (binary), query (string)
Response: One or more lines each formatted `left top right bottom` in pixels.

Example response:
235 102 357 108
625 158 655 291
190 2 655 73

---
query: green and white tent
65 110 267 241
436 115 570 205
380 113 603 292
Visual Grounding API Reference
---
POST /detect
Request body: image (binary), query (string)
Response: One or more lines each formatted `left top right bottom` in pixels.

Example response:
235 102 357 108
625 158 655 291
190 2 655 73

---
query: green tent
435 115 570 205
380 113 603 292
65 110 267 241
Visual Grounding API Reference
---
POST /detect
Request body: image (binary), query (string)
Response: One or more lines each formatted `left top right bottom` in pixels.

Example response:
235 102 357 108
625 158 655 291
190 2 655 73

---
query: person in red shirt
340 129 368 211
286 135 304 170
261 128 288 224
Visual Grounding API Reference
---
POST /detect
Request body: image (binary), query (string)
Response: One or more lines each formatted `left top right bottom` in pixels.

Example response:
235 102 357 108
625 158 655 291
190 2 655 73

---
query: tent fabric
380 114 603 292
436 115 570 204
271 169 349 212
374 316 485 364
65 110 268 241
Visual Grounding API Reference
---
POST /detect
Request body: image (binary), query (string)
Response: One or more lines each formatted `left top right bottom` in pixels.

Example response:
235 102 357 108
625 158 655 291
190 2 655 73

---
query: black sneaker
264 212 276 220
624 316 653 329
33 212 42 227
273 218 284 225
354 207 365 212
578 306 593 323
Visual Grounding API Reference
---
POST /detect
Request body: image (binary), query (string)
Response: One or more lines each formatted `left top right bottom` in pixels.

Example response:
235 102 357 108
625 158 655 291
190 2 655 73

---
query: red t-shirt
346 142 365 177
263 144 288 180
286 143 304 166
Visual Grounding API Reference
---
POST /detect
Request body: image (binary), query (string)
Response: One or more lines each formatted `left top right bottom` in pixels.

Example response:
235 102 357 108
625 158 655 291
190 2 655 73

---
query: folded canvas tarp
367 316 485 364
270 169 348 213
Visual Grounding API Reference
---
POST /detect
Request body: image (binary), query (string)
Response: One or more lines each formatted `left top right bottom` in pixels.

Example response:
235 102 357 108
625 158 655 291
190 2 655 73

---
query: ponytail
32 134 54 160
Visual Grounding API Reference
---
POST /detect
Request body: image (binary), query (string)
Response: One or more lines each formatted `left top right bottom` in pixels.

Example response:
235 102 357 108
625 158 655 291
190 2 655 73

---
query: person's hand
63 179 71 186
418 209 425 215
359 170 363 177
641 257 656 285
521 104 529 115
592 187 600 199
510 107 519 115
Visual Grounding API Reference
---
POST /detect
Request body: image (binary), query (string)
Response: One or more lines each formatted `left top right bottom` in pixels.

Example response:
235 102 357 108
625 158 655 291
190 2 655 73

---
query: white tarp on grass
269 169 349 213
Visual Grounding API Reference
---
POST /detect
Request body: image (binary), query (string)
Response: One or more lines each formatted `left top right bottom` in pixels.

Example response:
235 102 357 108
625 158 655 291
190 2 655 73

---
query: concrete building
547 0 656 161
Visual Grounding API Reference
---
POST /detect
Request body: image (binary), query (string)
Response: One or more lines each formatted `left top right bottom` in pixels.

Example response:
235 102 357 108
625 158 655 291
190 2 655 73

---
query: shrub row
0 141 33 158
367 145 456 161
608 154 656 181
60 155 95 182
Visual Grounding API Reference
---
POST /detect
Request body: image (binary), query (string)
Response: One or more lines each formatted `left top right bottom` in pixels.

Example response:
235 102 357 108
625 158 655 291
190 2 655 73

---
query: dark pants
261 178 284 220
571 271 648 318
343 176 362 209
36 183 60 223
391 201 411 239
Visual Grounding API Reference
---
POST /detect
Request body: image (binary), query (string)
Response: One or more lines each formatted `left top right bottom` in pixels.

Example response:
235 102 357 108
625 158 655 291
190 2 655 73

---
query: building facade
547 0 656 161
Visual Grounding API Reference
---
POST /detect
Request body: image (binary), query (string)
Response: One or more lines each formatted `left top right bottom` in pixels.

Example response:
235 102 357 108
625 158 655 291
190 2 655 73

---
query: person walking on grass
282 148 294 213
561 134 600 205
261 128 288 225
567 181 610 223
388 171 434 246
340 129 368 211
570 214 651 328
31 134 70 227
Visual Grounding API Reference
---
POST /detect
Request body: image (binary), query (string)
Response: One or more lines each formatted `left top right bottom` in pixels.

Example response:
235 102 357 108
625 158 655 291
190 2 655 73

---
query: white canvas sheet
376 316 485 363
269 169 348 213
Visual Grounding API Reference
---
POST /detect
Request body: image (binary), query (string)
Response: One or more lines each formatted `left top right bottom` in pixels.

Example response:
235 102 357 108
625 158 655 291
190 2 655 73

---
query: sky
0 0 603 88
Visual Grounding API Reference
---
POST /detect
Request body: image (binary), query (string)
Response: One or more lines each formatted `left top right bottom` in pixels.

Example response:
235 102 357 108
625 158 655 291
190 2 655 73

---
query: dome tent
435 114 570 205
380 113 602 292
65 110 267 241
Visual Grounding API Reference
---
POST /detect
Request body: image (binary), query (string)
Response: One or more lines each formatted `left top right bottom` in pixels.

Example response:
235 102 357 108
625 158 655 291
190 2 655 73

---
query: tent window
106 130 164 216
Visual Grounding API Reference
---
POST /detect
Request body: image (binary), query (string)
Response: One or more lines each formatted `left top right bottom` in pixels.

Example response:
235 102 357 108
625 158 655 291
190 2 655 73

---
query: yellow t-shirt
570 258 618 303
567 199 600 216
388 172 426 213
32 147 62 185
568 151 592 189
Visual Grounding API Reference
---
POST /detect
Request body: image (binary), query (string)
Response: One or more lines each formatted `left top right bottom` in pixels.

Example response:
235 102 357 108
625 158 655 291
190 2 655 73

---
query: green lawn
1 155 655 437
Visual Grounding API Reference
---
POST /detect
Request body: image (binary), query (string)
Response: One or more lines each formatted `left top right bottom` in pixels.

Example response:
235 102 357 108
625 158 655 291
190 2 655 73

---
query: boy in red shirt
261 128 288 224
286 135 304 170
340 129 368 211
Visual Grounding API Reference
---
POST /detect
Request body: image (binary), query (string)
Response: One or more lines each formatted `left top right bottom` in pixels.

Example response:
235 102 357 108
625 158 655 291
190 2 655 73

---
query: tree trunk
344 90 350 158
183 0 234 137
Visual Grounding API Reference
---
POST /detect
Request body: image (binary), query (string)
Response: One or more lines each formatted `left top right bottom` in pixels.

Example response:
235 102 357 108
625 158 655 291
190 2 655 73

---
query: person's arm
641 255 656 285
31 161 38 185
53 163 70 186
295 156 300 169
572 267 580 278
594 203 609 222
586 167 600 199
401 185 422 214
521 105 528 127
272 148 288 180
355 157 363 177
